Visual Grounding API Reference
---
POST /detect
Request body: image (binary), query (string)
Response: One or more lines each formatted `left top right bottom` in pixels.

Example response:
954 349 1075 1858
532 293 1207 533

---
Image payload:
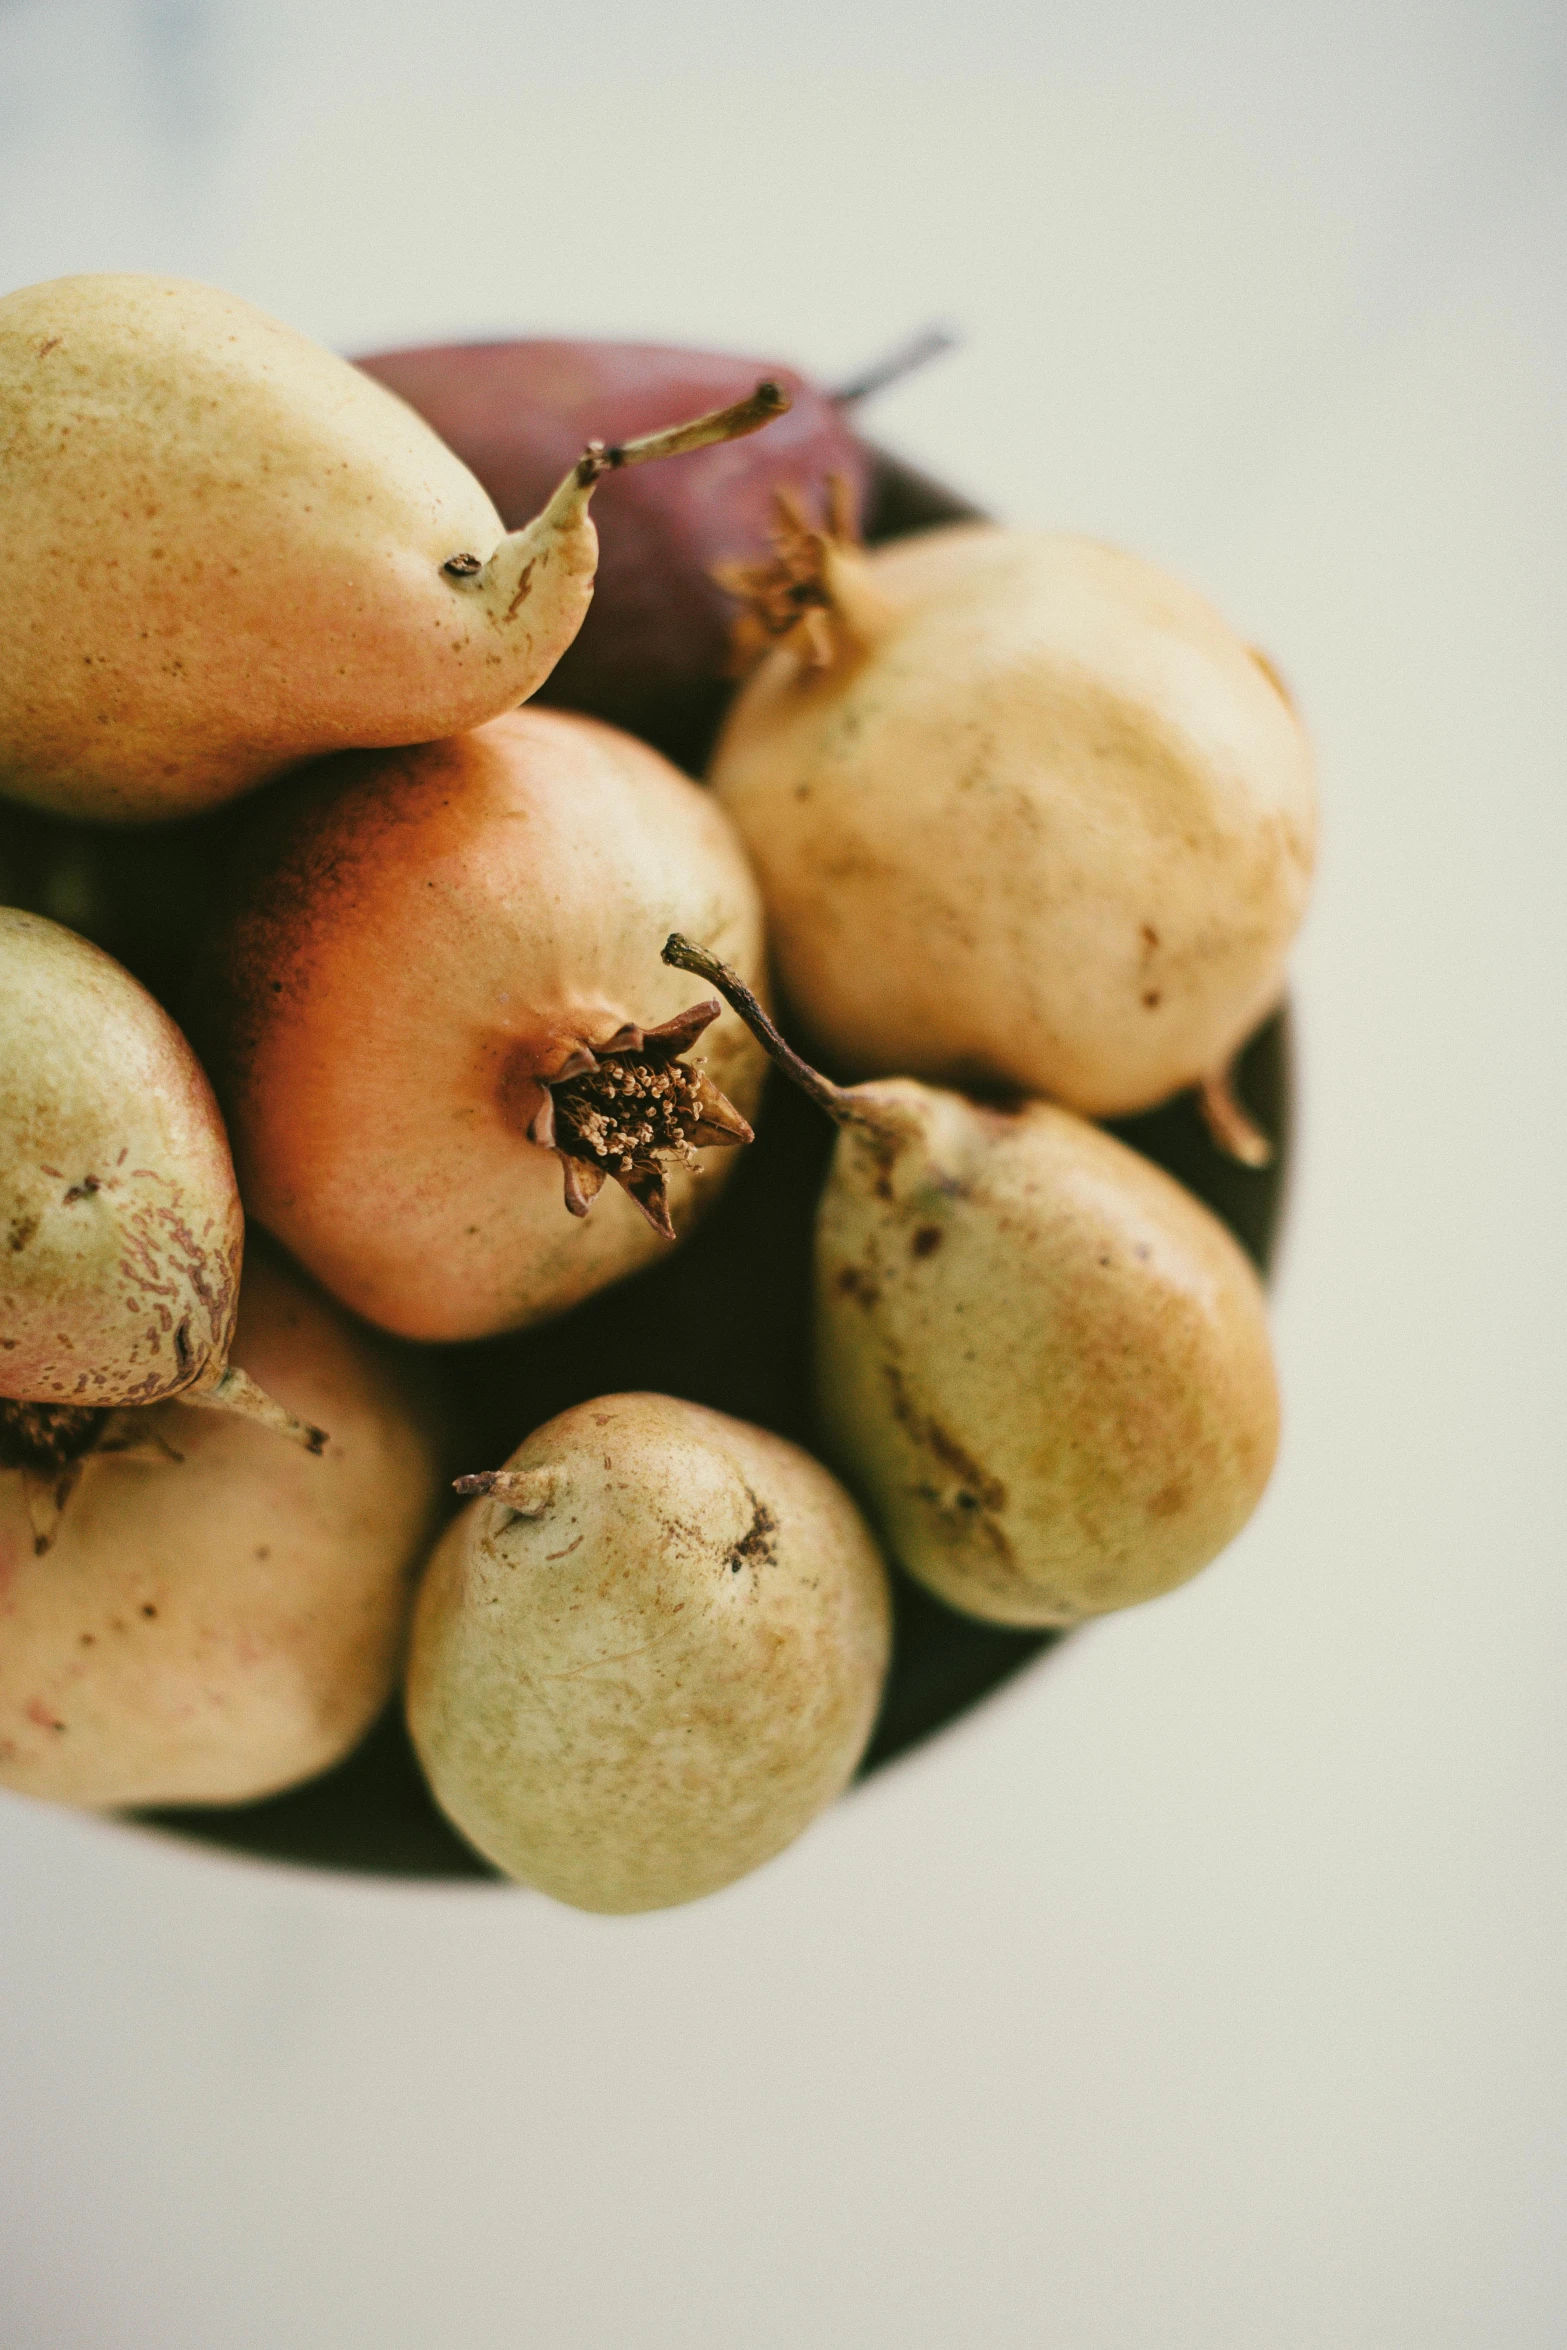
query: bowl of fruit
0 276 1313 1900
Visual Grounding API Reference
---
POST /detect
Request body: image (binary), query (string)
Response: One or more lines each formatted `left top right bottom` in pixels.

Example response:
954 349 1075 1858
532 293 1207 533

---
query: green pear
1 909 321 1547
0 274 785 822
406 1392 892 1911
664 936 1280 1629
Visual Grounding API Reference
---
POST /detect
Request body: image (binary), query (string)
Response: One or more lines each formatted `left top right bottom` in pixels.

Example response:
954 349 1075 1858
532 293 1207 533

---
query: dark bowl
138 449 1292 1880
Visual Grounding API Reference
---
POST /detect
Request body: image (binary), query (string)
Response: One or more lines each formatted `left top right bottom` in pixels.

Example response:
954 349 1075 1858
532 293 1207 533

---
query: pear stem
828 322 958 408
576 378 791 486
184 1364 328 1455
661 935 872 1131
453 1466 561 1518
1198 1063 1274 1169
479 381 795 574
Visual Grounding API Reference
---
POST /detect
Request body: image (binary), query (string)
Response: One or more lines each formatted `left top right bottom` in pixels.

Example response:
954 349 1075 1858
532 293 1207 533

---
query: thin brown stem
828 322 958 407
575 379 790 486
661 935 874 1131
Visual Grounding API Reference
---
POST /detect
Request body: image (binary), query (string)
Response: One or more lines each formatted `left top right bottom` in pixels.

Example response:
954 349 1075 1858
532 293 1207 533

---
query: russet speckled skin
204 709 768 1342
711 525 1317 1117
0 1248 445 1807
406 1394 892 1912
0 275 596 822
814 1082 1280 1627
0 909 241 1407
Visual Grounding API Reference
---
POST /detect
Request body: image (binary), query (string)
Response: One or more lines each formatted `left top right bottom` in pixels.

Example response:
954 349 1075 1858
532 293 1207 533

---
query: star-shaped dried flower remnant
714 481 854 674
526 998 754 1240
0 1397 182 1554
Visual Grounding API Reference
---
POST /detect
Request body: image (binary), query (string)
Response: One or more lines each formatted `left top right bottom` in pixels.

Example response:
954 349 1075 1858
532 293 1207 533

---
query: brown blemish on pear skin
726 1493 778 1575
878 1358 1012 1566
835 1264 880 1307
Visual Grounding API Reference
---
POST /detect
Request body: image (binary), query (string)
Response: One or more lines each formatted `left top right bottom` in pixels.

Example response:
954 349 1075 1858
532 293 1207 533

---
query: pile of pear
0 272 1316 1913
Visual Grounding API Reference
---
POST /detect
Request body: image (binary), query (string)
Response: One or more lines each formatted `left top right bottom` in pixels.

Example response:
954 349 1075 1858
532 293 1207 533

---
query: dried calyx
0 1369 326 1557
0 1397 181 1556
527 999 754 1240
716 481 891 675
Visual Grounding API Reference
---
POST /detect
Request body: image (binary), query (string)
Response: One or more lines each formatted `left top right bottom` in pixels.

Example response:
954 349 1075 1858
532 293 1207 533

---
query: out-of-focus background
1 3 1564 2343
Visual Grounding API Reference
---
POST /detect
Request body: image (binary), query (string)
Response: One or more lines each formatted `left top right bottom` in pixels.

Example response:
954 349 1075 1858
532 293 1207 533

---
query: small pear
1 910 321 1547
665 938 1280 1629
406 1393 892 1911
0 274 786 822
0 1245 445 1810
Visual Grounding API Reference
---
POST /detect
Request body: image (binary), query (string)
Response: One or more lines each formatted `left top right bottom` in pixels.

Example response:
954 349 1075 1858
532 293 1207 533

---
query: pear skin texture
815 1083 1280 1627
0 275 595 822
711 525 1317 1117
0 909 241 1406
202 709 767 1341
0 1248 445 1807
406 1394 892 1912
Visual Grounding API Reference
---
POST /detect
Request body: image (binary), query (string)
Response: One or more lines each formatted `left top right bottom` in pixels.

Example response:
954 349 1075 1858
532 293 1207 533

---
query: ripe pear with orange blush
0 1246 445 1810
666 937 1280 1629
0 274 785 822
199 710 767 1343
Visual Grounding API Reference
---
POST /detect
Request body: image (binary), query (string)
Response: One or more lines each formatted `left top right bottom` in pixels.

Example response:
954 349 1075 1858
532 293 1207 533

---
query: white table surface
1 4 1563 2344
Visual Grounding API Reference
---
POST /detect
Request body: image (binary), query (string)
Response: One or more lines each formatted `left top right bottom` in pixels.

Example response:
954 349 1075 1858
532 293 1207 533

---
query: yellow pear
665 937 1279 1629
407 1393 892 1911
710 512 1315 1129
0 1246 445 1810
0 274 785 822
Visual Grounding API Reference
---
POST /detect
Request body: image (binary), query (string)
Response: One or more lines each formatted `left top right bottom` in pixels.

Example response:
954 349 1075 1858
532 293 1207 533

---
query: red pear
198 709 767 1343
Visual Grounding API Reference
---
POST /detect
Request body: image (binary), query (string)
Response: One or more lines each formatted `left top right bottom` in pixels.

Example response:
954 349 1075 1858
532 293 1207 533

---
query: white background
2 3 1564 2343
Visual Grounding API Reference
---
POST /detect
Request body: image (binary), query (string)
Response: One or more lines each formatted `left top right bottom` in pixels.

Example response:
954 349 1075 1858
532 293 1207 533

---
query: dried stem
576 378 791 486
185 1364 328 1455
661 935 875 1132
828 322 958 408
453 1466 562 1520
462 382 794 587
1198 1064 1274 1168
22 1463 82 1556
